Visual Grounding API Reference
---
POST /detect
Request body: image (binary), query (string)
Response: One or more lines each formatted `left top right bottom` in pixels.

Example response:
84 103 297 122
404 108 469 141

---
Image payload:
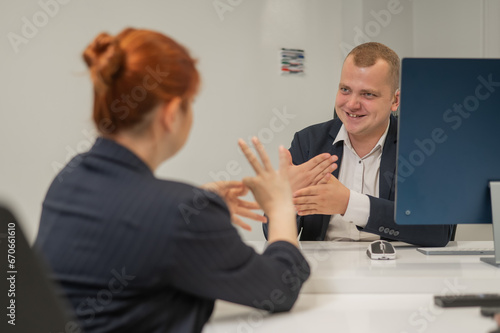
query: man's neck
349 135 379 158
348 121 389 158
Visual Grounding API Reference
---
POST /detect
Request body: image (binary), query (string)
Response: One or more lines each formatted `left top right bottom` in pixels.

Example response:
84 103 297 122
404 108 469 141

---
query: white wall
0 0 343 243
413 0 483 57
484 0 500 57
1 0 497 243
361 0 414 58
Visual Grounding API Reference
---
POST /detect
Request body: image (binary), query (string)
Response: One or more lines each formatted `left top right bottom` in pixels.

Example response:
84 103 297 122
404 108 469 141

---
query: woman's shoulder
148 179 233 232
153 179 215 198
149 179 228 212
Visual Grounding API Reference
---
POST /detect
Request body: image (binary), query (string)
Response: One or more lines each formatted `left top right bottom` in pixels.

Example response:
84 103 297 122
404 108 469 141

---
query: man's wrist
339 187 350 216
342 191 370 228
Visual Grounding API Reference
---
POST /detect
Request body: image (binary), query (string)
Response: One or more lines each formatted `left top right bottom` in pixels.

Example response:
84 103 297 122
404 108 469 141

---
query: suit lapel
379 115 398 200
328 121 344 179
315 121 344 240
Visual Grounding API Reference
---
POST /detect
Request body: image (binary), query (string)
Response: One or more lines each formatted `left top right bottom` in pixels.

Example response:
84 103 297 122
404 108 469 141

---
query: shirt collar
333 121 391 157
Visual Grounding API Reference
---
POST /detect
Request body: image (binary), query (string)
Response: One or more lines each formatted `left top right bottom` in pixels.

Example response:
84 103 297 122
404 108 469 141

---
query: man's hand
285 150 338 193
292 173 350 216
201 181 266 231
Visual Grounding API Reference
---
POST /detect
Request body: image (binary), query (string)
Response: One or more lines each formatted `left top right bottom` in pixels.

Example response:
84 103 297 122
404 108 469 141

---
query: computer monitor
395 58 500 267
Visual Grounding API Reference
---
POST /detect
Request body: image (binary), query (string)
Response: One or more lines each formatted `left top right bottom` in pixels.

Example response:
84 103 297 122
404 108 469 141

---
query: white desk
204 241 500 333
205 294 496 333
246 240 500 294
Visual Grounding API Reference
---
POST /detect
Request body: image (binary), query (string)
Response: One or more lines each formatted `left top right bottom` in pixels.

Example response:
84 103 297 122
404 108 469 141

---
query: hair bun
83 32 125 92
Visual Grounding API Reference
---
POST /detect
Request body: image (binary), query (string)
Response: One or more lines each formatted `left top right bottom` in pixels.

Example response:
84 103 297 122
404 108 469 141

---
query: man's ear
159 97 182 133
391 89 400 112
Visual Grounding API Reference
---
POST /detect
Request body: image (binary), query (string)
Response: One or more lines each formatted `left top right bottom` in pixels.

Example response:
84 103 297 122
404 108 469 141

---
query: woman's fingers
234 206 267 223
235 198 261 210
201 181 243 195
251 137 274 172
231 216 252 231
238 139 264 174
278 145 289 178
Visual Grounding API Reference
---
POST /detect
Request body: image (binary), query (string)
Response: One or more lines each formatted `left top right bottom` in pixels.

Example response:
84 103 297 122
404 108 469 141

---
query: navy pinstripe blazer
264 115 452 247
35 138 310 333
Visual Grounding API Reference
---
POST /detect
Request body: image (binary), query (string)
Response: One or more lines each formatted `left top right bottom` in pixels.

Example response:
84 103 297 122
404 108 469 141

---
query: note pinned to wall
280 48 304 75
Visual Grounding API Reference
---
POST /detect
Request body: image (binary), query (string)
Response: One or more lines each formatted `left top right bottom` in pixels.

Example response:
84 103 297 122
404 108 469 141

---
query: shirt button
358 160 362 164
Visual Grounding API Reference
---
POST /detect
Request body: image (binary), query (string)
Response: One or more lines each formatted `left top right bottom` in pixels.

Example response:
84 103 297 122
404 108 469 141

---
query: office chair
0 204 81 333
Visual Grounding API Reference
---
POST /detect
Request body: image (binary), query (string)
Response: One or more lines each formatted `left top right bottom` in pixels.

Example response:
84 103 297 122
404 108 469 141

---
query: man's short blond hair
347 42 400 93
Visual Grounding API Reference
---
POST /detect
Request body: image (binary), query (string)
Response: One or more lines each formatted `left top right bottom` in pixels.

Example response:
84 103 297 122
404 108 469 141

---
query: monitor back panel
396 58 500 225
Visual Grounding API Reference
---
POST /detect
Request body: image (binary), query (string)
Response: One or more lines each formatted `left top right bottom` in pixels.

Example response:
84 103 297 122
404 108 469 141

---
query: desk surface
246 240 500 294
204 241 500 333
205 294 496 333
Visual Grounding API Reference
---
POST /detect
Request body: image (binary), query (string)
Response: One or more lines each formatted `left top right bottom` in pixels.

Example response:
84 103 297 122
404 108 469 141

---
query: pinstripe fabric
35 138 310 333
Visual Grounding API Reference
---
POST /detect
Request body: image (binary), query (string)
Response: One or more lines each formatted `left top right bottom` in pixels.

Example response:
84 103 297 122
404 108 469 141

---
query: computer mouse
366 240 396 260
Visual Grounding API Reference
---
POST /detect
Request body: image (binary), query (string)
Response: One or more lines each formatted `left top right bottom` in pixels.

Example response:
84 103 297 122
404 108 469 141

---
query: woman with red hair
35 28 309 333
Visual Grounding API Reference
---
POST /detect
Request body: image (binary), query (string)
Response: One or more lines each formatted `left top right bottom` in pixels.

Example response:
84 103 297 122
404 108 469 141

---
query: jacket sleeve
167 191 310 313
361 196 453 247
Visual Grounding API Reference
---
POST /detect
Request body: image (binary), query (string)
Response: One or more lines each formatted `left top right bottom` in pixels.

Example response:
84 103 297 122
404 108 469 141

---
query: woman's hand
238 137 298 246
201 181 266 231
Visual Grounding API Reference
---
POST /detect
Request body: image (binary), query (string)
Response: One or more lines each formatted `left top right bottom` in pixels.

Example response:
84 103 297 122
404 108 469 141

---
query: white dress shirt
326 122 390 241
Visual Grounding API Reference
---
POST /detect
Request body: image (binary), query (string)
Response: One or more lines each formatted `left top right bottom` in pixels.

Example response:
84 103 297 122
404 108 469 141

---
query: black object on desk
434 294 500 308
481 307 500 318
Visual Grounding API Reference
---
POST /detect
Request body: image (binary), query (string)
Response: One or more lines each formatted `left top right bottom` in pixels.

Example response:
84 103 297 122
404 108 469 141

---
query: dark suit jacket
35 138 310 333
264 115 452 247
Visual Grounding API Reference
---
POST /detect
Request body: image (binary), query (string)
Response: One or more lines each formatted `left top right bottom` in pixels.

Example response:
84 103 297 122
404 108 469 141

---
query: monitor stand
481 181 500 267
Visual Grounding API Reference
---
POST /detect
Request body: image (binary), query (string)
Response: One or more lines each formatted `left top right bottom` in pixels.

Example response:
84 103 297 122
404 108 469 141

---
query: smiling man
264 42 453 247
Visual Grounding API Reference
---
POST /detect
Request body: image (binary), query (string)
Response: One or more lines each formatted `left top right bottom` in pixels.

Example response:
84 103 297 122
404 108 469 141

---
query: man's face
335 55 399 141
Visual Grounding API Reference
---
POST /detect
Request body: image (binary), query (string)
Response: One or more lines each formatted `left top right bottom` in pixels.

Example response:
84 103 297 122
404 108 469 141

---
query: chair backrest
0 204 81 333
